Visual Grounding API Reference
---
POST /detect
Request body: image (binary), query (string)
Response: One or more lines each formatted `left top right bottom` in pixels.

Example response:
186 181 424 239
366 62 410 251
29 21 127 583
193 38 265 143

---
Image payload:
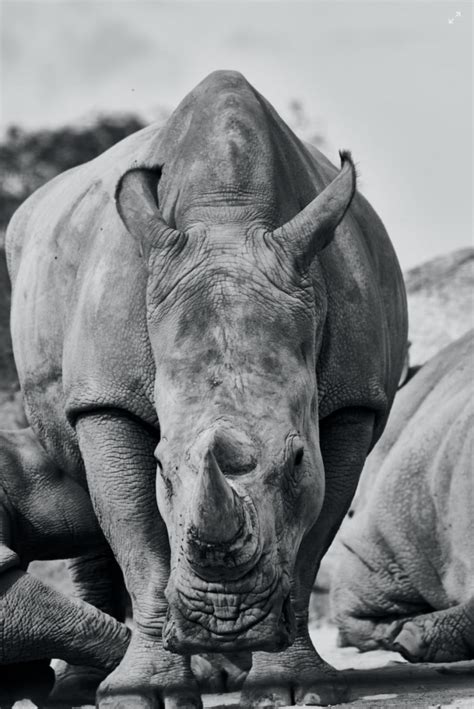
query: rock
406 247 473 367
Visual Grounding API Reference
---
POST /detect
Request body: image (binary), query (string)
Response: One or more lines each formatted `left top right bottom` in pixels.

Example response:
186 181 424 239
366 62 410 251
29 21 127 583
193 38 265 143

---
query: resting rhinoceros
331 330 474 663
4 70 407 707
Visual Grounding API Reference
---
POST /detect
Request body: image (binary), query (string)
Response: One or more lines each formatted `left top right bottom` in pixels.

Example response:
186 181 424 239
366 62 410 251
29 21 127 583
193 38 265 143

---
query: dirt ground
311 624 474 709
200 623 474 709
10 621 474 709
200 626 474 708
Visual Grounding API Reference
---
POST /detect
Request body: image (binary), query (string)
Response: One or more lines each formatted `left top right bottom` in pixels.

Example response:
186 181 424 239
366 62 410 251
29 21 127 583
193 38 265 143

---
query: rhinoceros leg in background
241 408 374 707
76 412 202 709
392 599 474 663
0 430 130 697
336 599 474 664
0 562 126 680
49 550 128 705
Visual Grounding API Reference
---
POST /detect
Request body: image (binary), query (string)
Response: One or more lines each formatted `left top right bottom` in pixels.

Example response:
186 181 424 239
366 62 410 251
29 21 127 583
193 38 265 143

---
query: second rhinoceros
331 331 474 663
5 71 407 707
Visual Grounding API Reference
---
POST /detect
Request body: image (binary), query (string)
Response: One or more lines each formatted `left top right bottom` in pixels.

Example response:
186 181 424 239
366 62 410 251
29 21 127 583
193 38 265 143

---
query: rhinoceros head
116 76 356 654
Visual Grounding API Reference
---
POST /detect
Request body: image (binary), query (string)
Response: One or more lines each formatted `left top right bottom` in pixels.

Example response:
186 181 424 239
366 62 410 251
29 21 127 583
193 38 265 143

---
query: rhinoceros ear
272 151 356 265
115 168 183 260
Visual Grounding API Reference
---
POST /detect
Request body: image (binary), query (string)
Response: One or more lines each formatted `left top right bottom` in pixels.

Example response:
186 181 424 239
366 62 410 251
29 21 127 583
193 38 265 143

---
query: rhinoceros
4 70 407 707
331 330 474 663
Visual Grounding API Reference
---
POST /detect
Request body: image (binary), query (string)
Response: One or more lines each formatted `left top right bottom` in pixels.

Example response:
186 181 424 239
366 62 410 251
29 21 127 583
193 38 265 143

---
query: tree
0 113 149 233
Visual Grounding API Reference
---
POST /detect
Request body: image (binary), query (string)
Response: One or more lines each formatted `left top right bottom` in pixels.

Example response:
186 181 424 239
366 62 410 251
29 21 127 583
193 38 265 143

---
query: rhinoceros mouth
162 562 294 653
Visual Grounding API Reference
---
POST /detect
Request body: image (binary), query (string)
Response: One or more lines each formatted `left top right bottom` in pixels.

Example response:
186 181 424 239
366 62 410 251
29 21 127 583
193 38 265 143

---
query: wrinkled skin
331 331 474 663
5 71 407 707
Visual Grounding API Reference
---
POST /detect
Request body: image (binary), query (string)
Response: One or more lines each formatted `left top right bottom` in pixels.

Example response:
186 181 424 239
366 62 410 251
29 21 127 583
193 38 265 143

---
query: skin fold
5 71 407 707
331 331 474 664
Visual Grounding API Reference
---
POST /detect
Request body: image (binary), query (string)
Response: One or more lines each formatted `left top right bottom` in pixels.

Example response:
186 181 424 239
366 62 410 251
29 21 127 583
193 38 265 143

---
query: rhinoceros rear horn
116 168 183 260
272 150 357 264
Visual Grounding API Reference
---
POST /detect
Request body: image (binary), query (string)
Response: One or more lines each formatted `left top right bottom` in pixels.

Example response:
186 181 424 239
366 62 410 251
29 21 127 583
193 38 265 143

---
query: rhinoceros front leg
76 411 201 709
50 549 128 706
241 408 375 707
392 599 474 662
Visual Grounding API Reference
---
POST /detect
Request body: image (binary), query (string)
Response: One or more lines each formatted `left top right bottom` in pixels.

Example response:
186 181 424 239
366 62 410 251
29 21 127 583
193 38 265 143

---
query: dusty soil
201 624 474 709
10 621 474 708
201 624 474 708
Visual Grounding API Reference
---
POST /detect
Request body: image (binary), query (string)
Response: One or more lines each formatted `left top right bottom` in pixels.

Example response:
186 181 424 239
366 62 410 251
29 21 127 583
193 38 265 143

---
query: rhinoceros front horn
189 449 244 545
186 449 259 575
272 150 357 262
115 168 183 260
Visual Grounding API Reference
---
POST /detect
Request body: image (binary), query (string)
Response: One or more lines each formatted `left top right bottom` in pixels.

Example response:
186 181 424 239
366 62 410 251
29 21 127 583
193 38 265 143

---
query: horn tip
339 149 358 189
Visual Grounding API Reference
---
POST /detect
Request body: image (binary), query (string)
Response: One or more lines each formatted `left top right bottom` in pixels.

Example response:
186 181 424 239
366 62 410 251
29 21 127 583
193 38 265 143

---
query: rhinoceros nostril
294 447 304 466
212 429 257 475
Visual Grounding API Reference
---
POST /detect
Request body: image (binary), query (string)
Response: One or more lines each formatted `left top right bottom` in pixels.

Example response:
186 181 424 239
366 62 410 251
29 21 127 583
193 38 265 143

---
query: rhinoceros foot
240 634 349 707
96 632 202 709
392 603 474 663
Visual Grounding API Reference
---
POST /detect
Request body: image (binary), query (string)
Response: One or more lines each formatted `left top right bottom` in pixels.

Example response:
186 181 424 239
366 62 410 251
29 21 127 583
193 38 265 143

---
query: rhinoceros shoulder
7 123 168 466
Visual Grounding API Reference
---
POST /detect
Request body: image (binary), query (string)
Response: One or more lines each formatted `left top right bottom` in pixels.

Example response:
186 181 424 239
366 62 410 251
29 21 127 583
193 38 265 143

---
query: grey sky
1 0 472 268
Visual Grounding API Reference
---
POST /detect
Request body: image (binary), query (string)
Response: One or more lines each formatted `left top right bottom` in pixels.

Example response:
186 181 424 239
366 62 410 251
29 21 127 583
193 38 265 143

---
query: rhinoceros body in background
4 71 407 707
331 331 474 663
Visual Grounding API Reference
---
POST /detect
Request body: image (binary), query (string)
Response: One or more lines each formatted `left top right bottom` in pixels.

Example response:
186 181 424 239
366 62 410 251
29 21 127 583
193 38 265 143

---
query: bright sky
1 0 472 268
